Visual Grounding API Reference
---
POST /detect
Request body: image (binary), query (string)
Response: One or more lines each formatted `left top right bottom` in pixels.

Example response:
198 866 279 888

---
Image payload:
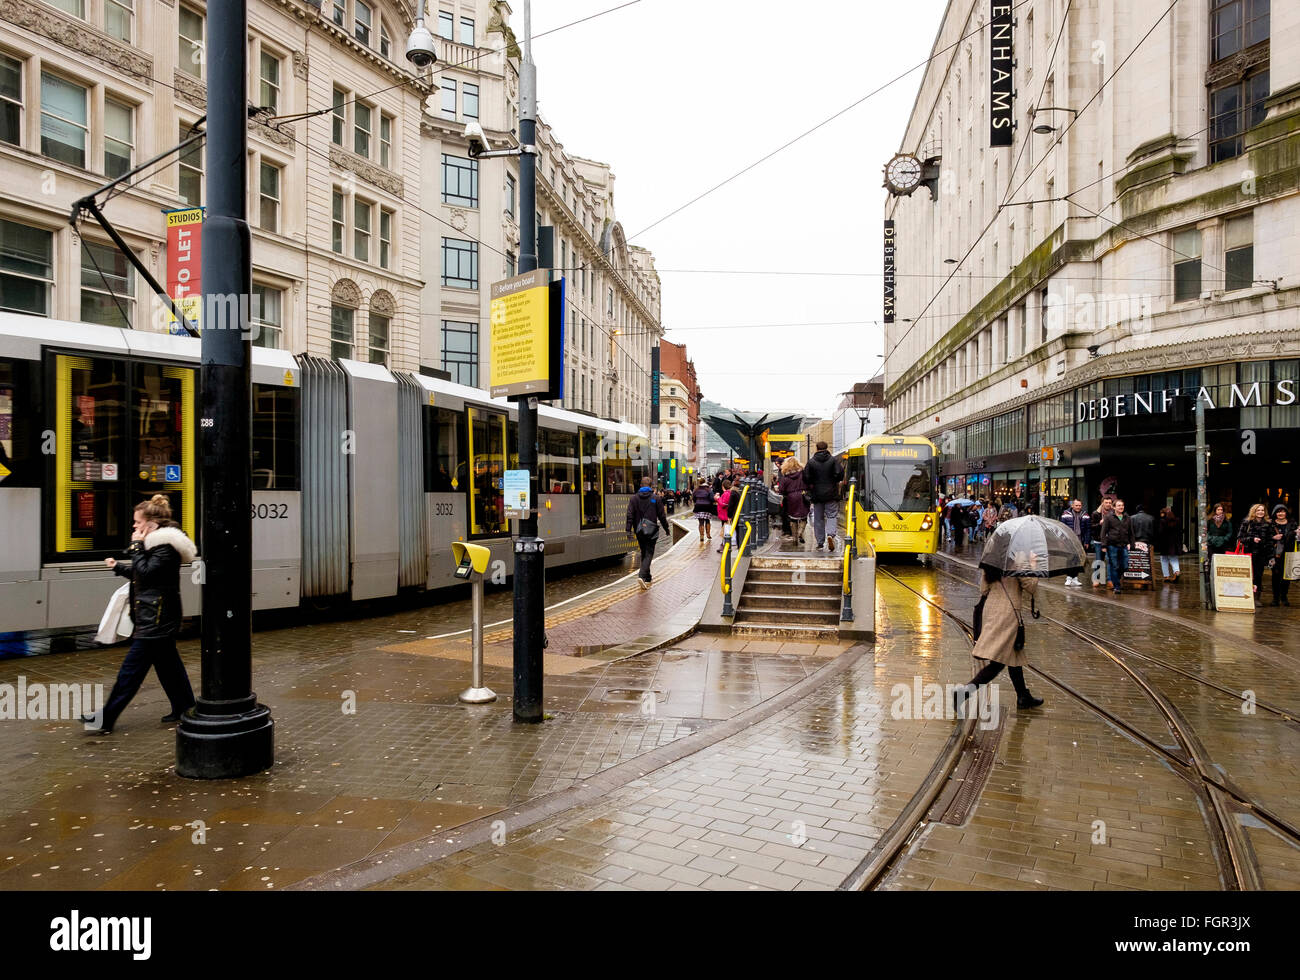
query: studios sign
1077 380 1297 422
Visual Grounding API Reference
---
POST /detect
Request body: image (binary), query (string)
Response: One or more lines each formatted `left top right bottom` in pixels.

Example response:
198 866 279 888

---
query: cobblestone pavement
0 521 844 891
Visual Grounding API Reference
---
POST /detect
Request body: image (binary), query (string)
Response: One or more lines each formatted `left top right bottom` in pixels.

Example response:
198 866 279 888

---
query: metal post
1196 398 1210 608
721 526 734 618
176 0 273 778
1037 435 1046 516
848 476 858 560
460 574 496 703
511 0 544 723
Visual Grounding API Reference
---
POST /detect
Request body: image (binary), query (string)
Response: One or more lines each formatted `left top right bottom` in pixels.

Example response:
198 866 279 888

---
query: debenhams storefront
936 357 1298 548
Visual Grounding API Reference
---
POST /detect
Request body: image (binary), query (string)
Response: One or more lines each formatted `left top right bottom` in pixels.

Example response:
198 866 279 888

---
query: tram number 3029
251 503 290 520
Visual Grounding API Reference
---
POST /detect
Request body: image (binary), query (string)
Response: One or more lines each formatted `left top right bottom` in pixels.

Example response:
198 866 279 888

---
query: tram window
627 434 650 486
579 427 604 528
468 406 506 535
540 428 576 493
602 433 632 494
507 419 519 471
423 406 463 492
866 448 935 514
251 384 299 490
0 358 41 487
130 362 194 539
845 454 865 497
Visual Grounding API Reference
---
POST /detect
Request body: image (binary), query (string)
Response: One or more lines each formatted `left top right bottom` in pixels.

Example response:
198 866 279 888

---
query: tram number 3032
251 503 290 519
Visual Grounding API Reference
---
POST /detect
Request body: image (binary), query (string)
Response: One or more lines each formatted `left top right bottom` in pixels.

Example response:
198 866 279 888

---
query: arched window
330 278 360 359
368 289 396 366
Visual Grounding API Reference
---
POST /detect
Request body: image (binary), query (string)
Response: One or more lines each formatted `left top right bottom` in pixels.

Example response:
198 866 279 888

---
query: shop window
1239 359 1271 429
541 427 576 493
1273 360 1300 430
423 406 463 492
468 406 506 536
251 384 299 490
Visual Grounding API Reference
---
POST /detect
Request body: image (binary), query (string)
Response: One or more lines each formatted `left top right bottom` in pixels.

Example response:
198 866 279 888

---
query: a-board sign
1123 543 1152 588
1211 553 1256 612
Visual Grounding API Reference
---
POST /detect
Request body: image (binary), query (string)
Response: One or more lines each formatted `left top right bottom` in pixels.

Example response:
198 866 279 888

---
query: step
750 556 842 573
736 592 841 611
731 623 841 641
746 569 843 586
733 607 843 626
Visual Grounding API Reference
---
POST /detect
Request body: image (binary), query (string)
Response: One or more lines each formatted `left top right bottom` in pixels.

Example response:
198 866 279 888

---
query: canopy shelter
704 412 805 473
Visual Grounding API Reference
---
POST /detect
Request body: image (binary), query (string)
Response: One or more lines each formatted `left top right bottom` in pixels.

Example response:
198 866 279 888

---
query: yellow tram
844 434 941 556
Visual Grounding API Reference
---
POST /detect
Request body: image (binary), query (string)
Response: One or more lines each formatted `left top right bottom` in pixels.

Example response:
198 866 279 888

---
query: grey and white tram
0 314 647 634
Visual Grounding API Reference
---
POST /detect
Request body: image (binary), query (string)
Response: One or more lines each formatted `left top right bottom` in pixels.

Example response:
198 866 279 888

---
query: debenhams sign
1078 380 1297 422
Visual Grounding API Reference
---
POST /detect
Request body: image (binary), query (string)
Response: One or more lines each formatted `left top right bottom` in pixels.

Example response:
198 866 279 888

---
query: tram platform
0 513 854 891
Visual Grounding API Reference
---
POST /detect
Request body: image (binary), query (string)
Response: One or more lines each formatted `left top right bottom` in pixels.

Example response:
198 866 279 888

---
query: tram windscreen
866 444 935 513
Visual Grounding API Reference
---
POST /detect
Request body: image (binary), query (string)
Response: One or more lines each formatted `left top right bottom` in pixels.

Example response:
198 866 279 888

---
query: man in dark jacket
803 442 844 552
1129 505 1156 546
1059 499 1090 587
626 477 671 589
1100 498 1136 597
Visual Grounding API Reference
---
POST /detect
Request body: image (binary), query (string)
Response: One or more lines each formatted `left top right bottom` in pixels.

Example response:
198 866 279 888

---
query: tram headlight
919 514 933 531
867 513 882 530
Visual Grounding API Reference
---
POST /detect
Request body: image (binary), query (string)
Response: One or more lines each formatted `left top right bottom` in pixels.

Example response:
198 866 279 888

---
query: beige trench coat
972 576 1037 667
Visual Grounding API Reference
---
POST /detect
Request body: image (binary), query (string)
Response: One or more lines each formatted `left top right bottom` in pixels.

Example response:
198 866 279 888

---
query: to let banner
164 207 203 334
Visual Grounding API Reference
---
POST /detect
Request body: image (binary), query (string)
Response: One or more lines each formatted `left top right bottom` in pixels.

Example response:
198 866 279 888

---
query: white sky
529 0 950 418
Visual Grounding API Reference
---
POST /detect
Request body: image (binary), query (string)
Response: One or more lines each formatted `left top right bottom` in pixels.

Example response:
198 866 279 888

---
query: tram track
863 564 1300 892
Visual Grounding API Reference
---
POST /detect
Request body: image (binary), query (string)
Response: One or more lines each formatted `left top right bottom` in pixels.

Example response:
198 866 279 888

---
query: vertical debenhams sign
990 2 1014 146
883 219 895 324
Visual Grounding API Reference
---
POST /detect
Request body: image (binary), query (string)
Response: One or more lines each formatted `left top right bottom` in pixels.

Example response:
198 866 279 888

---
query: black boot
1017 692 1044 709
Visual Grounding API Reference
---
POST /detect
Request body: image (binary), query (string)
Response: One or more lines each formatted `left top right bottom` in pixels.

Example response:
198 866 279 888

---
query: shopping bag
1286 547 1300 582
95 583 132 644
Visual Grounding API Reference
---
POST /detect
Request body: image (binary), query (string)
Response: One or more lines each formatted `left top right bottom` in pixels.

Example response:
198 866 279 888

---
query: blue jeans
811 499 840 546
1106 545 1128 591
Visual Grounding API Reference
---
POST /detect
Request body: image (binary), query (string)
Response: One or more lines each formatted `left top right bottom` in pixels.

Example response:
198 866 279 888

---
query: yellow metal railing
719 484 751 595
842 481 857 595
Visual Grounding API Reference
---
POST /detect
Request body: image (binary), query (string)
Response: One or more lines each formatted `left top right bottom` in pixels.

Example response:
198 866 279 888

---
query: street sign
489 270 552 398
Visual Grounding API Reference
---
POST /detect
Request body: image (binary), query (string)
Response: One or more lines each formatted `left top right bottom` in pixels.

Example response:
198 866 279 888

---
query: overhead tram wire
622 0 1036 246
266 0 645 127
884 0 1074 381
883 0 1184 384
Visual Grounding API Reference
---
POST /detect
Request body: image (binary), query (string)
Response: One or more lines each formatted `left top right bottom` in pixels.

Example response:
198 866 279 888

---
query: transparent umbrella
978 515 1086 578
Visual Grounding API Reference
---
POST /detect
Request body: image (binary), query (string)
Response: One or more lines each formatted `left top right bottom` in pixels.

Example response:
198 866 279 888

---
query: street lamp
1030 106 1078 135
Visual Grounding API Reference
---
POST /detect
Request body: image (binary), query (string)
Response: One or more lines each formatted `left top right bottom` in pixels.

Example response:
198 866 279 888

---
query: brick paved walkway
0 520 797 891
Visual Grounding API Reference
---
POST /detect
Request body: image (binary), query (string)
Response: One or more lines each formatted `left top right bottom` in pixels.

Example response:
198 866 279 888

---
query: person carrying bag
626 477 671 590
83 494 197 735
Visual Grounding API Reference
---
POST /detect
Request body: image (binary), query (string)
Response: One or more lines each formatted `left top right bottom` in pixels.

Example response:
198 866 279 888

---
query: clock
884 152 924 196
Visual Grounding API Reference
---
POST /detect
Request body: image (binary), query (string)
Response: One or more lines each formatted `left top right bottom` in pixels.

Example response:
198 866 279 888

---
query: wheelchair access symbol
165 464 181 482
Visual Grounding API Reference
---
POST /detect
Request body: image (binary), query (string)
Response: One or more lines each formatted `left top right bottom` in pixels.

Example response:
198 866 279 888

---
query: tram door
50 353 196 559
466 406 507 537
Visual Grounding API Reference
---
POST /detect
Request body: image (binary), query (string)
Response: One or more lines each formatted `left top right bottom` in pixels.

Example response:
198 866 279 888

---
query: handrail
719 484 751 595
720 485 752 618
841 479 857 621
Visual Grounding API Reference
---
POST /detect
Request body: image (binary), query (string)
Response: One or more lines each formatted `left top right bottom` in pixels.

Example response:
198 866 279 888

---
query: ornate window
1207 0 1270 163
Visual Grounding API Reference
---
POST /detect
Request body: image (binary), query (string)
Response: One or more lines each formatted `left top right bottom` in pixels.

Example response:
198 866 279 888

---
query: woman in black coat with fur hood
84 494 197 735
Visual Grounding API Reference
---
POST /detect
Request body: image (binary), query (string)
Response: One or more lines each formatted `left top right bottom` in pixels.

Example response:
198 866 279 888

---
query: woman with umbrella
954 516 1086 713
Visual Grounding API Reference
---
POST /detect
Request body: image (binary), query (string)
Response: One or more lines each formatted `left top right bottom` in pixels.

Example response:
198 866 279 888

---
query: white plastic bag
95 583 133 644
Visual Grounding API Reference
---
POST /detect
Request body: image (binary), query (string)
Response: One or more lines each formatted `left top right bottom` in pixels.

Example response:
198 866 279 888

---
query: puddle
602 688 666 704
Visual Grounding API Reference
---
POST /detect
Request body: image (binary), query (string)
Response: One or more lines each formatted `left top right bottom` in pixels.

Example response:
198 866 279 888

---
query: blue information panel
504 468 530 518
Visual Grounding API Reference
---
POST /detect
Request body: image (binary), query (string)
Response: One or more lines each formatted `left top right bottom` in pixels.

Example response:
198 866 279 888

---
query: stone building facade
883 0 1300 532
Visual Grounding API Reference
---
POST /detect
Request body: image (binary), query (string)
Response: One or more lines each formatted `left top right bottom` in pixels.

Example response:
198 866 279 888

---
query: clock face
885 153 923 195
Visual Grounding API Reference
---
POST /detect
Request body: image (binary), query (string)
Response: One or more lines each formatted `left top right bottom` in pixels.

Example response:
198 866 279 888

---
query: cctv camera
406 22 437 69
464 121 488 158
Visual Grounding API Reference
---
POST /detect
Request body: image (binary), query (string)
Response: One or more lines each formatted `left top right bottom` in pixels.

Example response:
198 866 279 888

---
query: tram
843 433 941 556
0 314 646 633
